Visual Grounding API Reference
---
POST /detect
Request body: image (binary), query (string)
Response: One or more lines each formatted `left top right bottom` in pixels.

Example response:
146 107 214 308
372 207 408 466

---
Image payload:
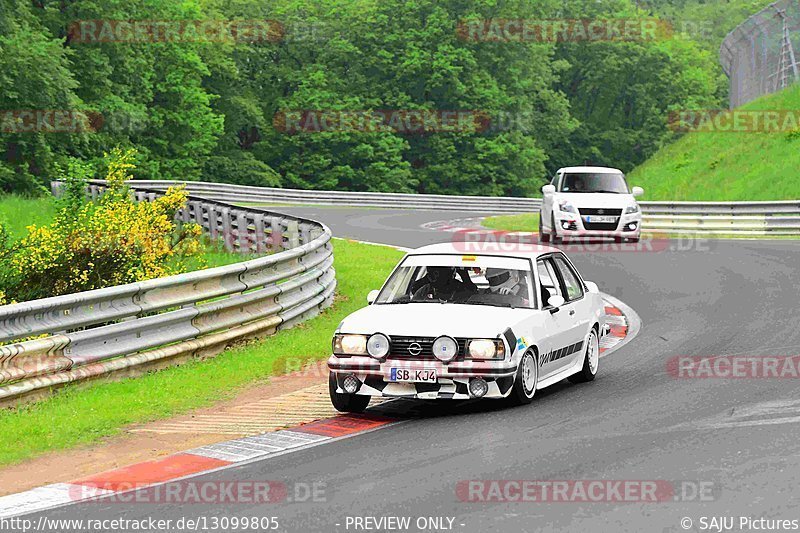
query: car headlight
367 333 390 359
432 336 459 363
332 334 368 355
624 204 640 214
558 201 577 214
467 339 506 360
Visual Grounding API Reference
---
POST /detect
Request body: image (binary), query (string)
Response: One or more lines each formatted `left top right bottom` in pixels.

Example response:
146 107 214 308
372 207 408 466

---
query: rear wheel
508 350 538 405
329 373 370 413
568 329 599 383
539 215 550 243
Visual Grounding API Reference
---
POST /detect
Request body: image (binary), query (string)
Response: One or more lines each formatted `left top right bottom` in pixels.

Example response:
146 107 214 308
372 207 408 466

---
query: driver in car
411 266 477 301
486 268 528 306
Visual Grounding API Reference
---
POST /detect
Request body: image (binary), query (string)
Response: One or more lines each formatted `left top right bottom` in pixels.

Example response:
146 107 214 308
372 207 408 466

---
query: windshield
375 255 535 309
560 172 629 194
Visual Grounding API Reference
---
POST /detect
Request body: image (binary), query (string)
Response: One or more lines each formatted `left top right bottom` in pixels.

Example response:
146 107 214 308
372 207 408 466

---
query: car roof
557 166 623 174
407 241 562 260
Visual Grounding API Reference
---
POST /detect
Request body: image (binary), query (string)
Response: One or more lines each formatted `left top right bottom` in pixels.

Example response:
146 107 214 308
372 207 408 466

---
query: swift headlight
432 336 459 363
624 204 640 214
332 334 368 355
558 200 577 214
467 339 506 360
367 333 390 359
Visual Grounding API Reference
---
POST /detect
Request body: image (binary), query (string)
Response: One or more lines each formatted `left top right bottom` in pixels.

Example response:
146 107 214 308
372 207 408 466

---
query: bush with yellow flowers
0 148 204 303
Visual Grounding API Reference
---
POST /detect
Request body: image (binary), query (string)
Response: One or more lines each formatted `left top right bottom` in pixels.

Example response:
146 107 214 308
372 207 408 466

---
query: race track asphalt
28 207 800 532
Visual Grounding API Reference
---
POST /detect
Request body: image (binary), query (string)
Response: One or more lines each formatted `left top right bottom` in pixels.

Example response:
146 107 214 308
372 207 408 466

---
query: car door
551 254 592 369
535 256 579 377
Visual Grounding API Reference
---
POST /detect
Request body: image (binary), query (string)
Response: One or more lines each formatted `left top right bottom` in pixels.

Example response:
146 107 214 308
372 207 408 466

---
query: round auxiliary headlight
469 377 489 398
343 374 361 394
367 333 390 359
432 336 459 363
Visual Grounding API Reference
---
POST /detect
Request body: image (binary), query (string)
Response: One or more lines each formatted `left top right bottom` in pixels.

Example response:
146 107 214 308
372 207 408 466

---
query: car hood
554 192 636 209
339 303 530 338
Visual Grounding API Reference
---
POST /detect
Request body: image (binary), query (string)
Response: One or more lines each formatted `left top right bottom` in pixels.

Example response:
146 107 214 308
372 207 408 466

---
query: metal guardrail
121 180 800 236
120 180 542 213
0 183 336 406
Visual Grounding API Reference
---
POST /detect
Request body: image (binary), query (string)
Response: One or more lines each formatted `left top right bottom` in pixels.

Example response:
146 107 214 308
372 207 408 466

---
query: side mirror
584 281 599 294
631 186 644 198
548 294 565 312
542 184 556 195
367 289 380 305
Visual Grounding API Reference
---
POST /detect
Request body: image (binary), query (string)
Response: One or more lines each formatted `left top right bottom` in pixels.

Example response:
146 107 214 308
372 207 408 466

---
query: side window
553 256 584 301
536 258 565 308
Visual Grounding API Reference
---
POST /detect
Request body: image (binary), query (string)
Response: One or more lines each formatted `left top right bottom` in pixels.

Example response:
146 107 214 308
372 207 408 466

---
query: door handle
569 309 575 316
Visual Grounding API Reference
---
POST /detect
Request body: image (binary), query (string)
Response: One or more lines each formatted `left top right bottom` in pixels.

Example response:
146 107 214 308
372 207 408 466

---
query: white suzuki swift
539 166 644 243
328 242 609 412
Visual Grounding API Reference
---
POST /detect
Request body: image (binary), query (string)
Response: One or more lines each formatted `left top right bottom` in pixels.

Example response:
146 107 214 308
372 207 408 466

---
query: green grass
0 195 57 240
628 84 800 201
0 238 403 466
482 213 539 232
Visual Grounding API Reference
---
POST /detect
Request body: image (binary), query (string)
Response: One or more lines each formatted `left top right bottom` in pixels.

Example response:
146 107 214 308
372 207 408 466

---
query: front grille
578 207 621 231
389 336 468 359
578 208 622 216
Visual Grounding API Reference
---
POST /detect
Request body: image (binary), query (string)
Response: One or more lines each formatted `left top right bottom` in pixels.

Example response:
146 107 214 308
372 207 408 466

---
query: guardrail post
236 211 250 254
269 216 284 252
220 207 234 252
254 214 267 254
286 220 300 250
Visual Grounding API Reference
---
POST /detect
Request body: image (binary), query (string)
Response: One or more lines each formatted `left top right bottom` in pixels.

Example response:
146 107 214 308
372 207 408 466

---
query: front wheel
550 215 562 244
538 215 550 243
508 350 538 405
568 329 599 383
329 373 370 413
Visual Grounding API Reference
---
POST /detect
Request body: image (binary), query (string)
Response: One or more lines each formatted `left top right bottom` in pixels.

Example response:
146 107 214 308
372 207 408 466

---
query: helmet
427 266 455 283
486 268 519 293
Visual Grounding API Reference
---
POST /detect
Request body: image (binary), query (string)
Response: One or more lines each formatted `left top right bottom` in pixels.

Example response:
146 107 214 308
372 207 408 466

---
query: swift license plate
390 368 438 383
585 215 616 223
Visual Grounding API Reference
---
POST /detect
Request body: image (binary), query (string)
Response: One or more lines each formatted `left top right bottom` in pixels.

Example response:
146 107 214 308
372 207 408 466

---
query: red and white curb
599 293 640 357
0 414 398 518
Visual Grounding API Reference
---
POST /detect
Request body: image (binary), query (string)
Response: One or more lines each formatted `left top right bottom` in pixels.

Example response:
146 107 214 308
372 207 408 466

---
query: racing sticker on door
539 341 584 367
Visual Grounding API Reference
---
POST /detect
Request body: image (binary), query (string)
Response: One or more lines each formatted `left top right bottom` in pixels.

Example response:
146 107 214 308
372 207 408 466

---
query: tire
508 350 538 405
550 215 562 244
539 215 550 243
329 373 370 413
568 329 599 384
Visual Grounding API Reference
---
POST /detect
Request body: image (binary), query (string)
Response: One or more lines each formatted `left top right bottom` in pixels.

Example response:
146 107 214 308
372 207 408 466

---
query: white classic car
328 243 609 412
539 166 644 243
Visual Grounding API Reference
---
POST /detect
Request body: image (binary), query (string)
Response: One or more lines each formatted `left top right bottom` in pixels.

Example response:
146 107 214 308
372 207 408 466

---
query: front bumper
554 211 641 239
328 355 517 399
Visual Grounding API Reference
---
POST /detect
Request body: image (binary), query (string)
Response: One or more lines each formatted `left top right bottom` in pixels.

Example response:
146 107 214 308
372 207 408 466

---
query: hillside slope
627 84 800 201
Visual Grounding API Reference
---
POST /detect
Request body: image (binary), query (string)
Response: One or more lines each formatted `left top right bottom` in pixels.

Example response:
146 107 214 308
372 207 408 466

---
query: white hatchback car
539 166 644 243
328 243 609 412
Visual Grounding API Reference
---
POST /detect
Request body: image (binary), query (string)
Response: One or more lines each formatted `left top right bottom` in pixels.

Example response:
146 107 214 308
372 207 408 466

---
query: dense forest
0 0 772 197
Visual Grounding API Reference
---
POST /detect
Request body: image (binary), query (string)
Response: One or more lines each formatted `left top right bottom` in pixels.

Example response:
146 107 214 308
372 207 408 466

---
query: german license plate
585 215 616 223
390 368 437 383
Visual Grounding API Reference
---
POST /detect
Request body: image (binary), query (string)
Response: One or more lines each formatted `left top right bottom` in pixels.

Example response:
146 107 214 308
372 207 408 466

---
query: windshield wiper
466 300 516 309
590 190 623 194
